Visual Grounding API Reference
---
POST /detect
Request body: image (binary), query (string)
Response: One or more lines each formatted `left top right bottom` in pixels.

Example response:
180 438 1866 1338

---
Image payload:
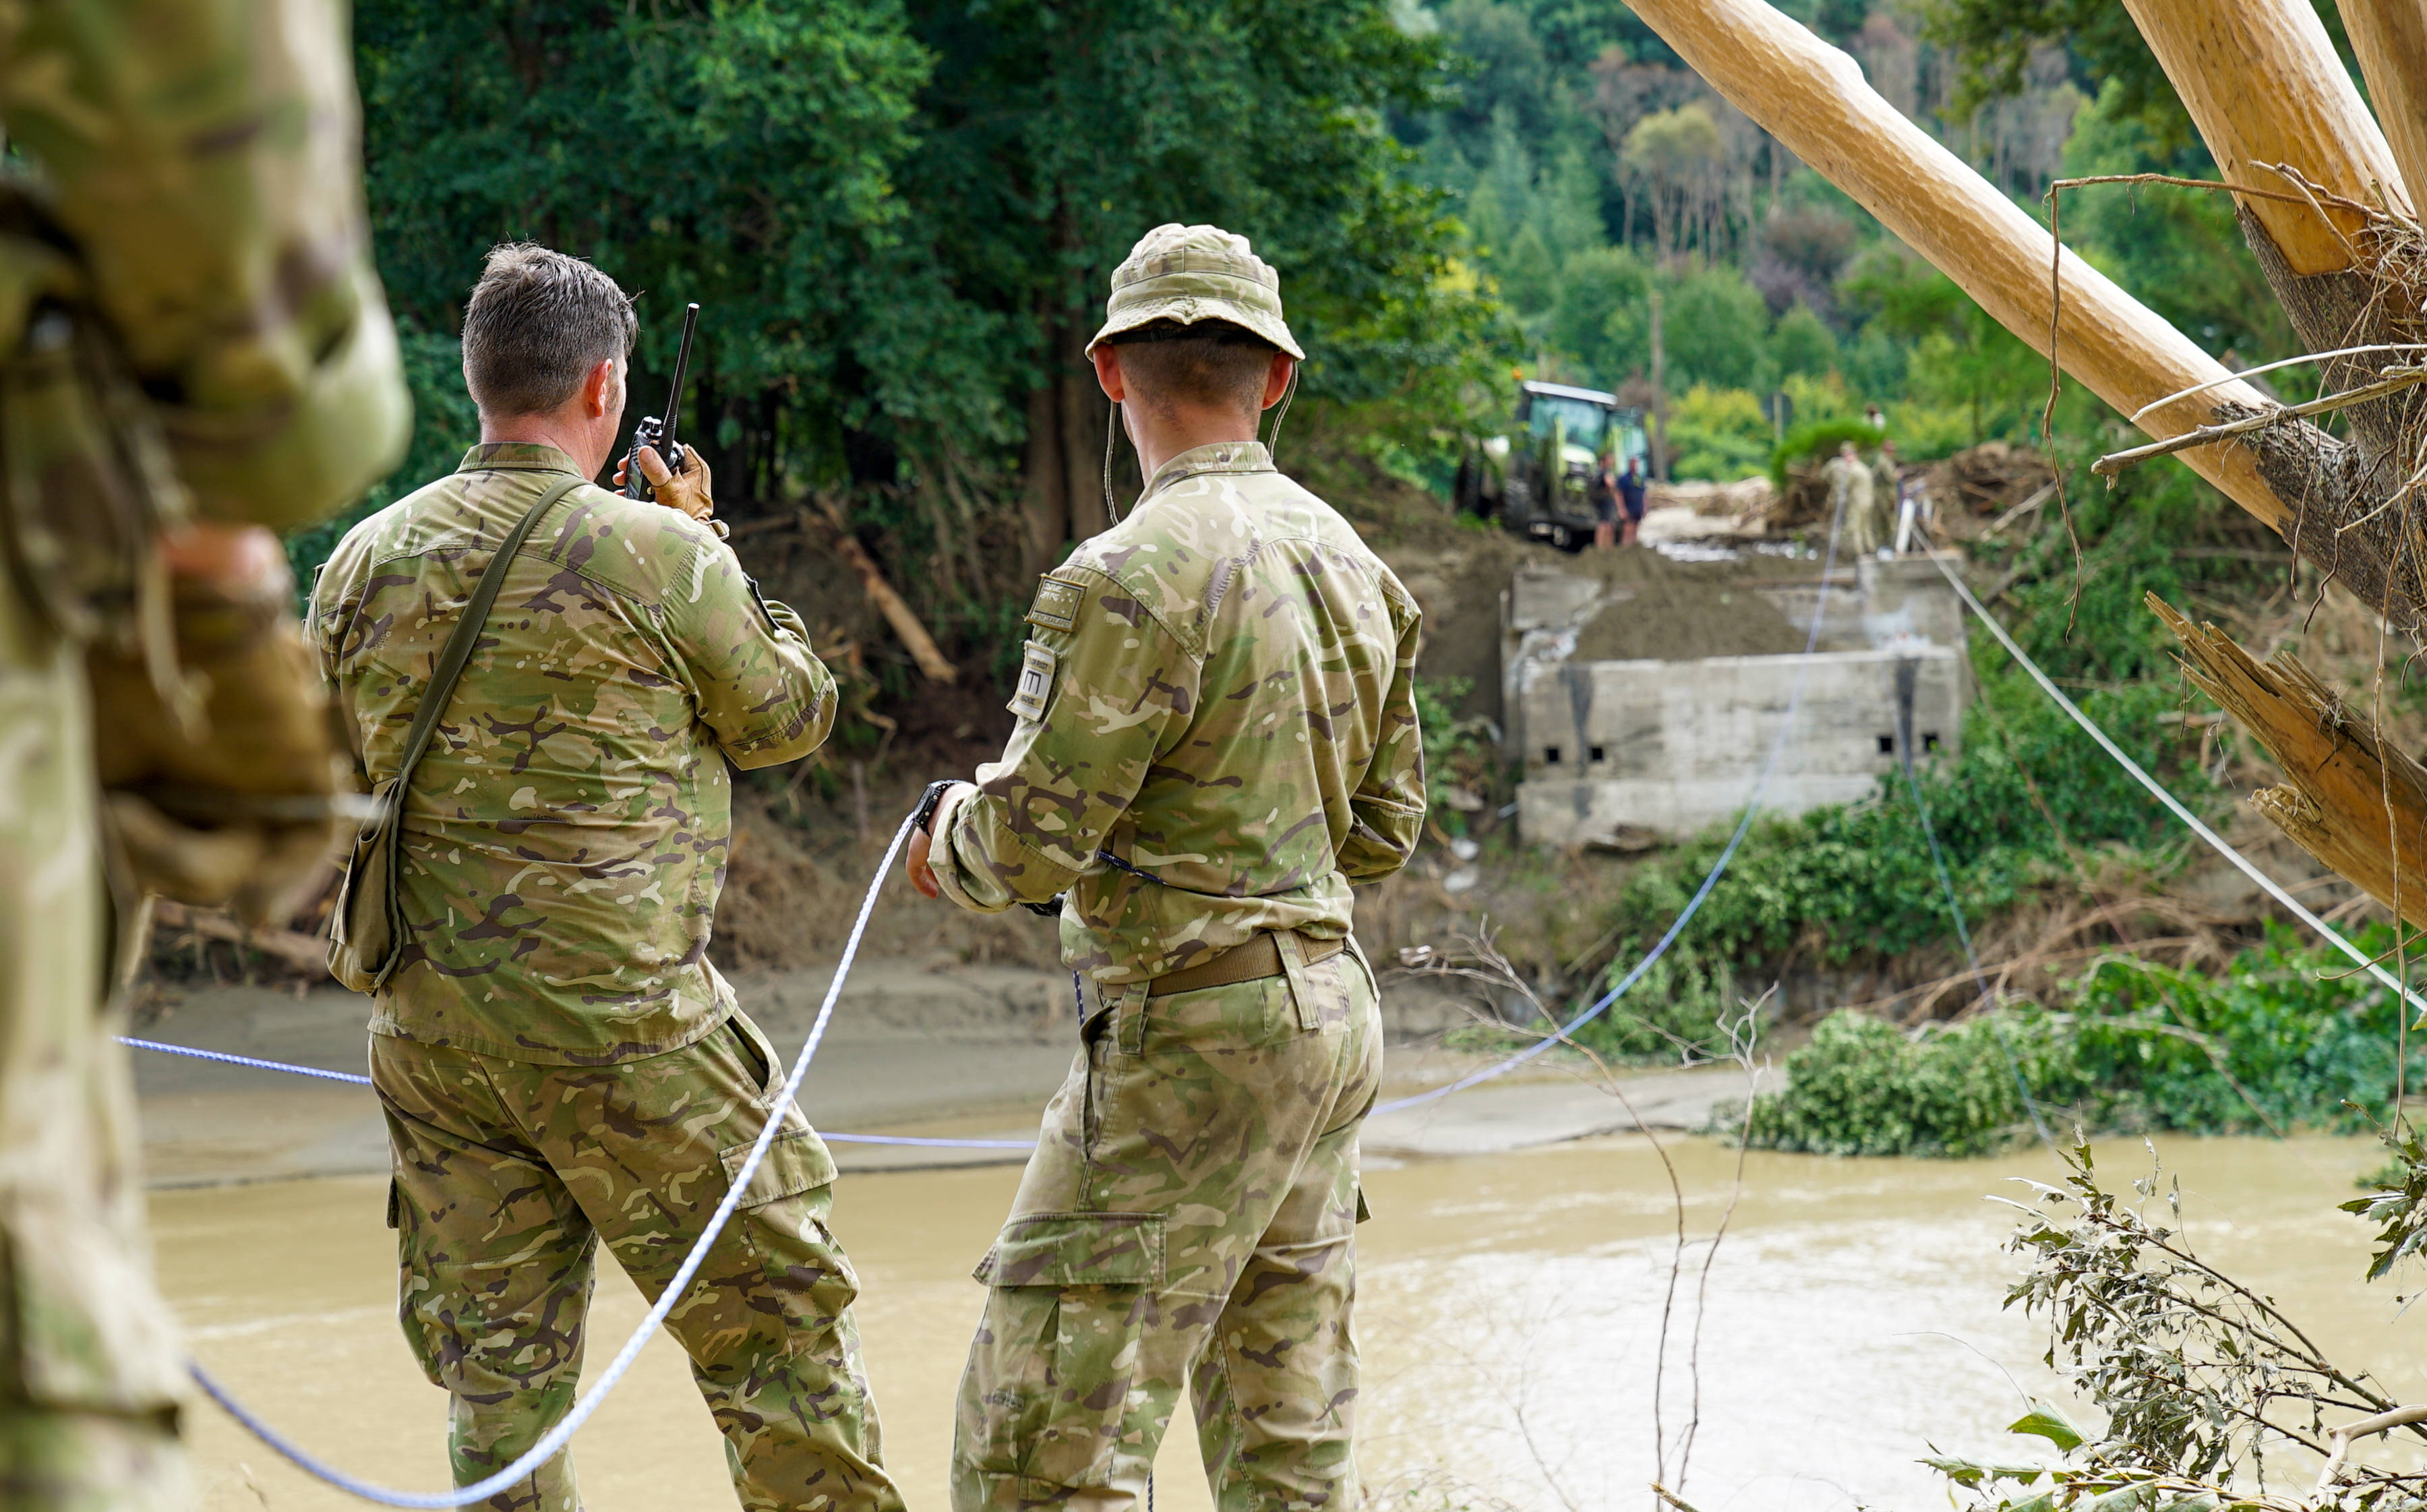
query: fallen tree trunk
804 500 960 684
150 900 329 977
2151 595 2427 931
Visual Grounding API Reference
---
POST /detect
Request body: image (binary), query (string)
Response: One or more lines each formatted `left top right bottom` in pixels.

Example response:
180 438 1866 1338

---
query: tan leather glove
87 525 361 924
632 444 714 524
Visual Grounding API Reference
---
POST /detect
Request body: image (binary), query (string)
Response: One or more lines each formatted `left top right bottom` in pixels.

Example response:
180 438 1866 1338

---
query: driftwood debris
2150 595 2427 932
804 499 960 685
150 900 329 976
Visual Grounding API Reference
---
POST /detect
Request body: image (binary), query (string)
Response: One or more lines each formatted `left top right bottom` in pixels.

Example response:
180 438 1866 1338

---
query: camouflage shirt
312 443 835 1064
929 440 1425 984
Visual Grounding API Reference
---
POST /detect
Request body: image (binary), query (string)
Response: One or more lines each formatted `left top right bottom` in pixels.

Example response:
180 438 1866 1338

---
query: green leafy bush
1665 385 1772 481
1766 416 1884 489
1748 927 2424 1157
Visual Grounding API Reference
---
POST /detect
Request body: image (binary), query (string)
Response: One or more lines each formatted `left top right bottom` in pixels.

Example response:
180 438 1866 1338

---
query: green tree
1771 302 1837 379
1840 245 2038 442
1619 102 1722 262
357 0 957 507
904 0 1503 557
1658 266 1772 392
345 0 1503 603
1923 0 2360 150
1548 244 1648 381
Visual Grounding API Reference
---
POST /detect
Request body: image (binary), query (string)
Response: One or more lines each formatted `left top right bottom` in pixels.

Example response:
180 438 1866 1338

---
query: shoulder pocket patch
1009 640 1058 723
1026 573 1085 633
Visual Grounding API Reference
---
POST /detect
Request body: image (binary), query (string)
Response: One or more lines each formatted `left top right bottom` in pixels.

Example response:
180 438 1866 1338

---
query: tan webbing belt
1147 931 1346 998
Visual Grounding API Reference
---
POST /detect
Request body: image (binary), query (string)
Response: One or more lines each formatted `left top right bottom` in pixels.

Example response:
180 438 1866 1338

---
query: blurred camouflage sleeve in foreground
0 0 408 531
666 546 838 769
930 571 1195 913
1339 604 1425 883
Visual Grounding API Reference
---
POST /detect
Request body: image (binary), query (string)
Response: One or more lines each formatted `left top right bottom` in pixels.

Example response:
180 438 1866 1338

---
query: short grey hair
460 243 636 417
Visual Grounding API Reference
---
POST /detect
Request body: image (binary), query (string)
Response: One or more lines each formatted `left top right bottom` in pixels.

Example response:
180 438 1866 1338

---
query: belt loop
1117 983 1149 1055
1275 930 1321 1031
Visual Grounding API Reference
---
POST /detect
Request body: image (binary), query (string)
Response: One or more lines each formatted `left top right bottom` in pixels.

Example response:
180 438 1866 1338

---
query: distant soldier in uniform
907 223 1427 1512
0 0 409 1502
311 244 903 1512
1826 438 1882 555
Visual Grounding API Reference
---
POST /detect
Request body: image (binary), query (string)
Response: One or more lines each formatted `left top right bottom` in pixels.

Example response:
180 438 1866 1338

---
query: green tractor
1456 381 1651 552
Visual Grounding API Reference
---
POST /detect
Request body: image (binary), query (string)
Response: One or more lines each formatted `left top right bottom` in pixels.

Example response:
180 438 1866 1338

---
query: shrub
1745 926 2422 1158
1767 415 1884 489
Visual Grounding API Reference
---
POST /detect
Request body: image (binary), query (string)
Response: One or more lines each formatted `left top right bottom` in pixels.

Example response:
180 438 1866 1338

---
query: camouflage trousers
372 1014 905 1512
953 936 1381 1512
0 584 191 1507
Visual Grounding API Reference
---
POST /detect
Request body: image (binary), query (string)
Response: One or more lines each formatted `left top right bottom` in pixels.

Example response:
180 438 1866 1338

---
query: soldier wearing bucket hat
907 222 1427 1512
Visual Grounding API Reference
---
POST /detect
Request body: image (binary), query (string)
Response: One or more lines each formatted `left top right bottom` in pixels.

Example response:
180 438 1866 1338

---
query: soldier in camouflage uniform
907 224 1427 1512
0 0 409 1503
312 245 903 1512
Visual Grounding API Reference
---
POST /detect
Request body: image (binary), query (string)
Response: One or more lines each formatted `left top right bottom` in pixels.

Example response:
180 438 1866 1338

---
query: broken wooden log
150 899 330 976
803 499 960 684
2150 594 2427 932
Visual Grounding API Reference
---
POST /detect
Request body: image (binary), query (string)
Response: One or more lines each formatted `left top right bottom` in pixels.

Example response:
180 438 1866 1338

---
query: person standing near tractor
905 222 1427 1512
0 0 409 1499
1590 454 1619 549
1617 453 1650 547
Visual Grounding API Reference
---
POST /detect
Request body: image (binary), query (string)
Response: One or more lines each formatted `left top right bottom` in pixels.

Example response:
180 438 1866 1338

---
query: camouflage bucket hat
1088 223 1303 360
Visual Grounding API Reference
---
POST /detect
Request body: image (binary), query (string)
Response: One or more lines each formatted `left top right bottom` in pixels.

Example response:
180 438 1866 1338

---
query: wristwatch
911 778 958 837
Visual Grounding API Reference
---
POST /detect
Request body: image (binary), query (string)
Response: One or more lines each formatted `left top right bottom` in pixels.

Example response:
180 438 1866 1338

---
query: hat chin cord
1262 363 1299 460
1100 362 1300 529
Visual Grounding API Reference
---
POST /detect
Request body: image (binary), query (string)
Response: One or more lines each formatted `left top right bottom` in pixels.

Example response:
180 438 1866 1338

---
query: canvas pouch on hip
327 475 582 993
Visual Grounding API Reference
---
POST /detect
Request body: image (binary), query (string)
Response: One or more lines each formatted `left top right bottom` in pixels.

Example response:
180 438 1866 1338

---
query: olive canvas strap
385 473 585 800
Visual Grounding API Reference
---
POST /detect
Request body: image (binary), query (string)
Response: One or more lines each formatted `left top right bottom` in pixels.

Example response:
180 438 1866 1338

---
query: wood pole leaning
1616 0 2295 535
2124 0 2410 271
2337 0 2427 212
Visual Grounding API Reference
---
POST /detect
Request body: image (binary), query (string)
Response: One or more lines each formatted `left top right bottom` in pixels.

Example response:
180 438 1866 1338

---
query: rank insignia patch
1009 640 1058 722
1026 574 1085 633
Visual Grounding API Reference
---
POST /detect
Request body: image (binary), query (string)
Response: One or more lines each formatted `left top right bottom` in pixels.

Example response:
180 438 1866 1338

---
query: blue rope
1892 717 2060 1151
120 1038 371 1085
1369 486 1852 1117
119 1037 1036 1151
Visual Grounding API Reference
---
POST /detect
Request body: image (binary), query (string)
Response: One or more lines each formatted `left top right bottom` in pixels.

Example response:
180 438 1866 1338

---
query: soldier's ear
1090 344 1127 404
1261 353 1295 411
581 357 619 420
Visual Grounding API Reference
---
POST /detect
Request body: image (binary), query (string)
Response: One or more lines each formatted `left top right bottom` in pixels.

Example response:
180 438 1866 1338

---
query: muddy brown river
154 1132 2424 1511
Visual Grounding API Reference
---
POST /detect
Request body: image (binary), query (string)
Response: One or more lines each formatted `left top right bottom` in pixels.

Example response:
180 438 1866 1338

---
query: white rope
2127 343 2427 423
193 806 925 1507
1929 549 2427 1015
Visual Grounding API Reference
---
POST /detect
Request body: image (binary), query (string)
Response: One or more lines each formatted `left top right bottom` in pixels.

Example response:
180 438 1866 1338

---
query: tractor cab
1456 382 1650 551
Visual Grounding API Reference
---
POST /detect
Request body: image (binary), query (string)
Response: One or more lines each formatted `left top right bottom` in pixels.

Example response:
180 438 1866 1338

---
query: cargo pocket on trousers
963 1213 1166 1490
718 1125 851 1336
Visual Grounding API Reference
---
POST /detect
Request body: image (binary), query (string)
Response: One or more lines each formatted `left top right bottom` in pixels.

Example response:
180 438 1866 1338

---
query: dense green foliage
332 0 1500 600
1922 0 2358 154
1749 928 2424 1157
